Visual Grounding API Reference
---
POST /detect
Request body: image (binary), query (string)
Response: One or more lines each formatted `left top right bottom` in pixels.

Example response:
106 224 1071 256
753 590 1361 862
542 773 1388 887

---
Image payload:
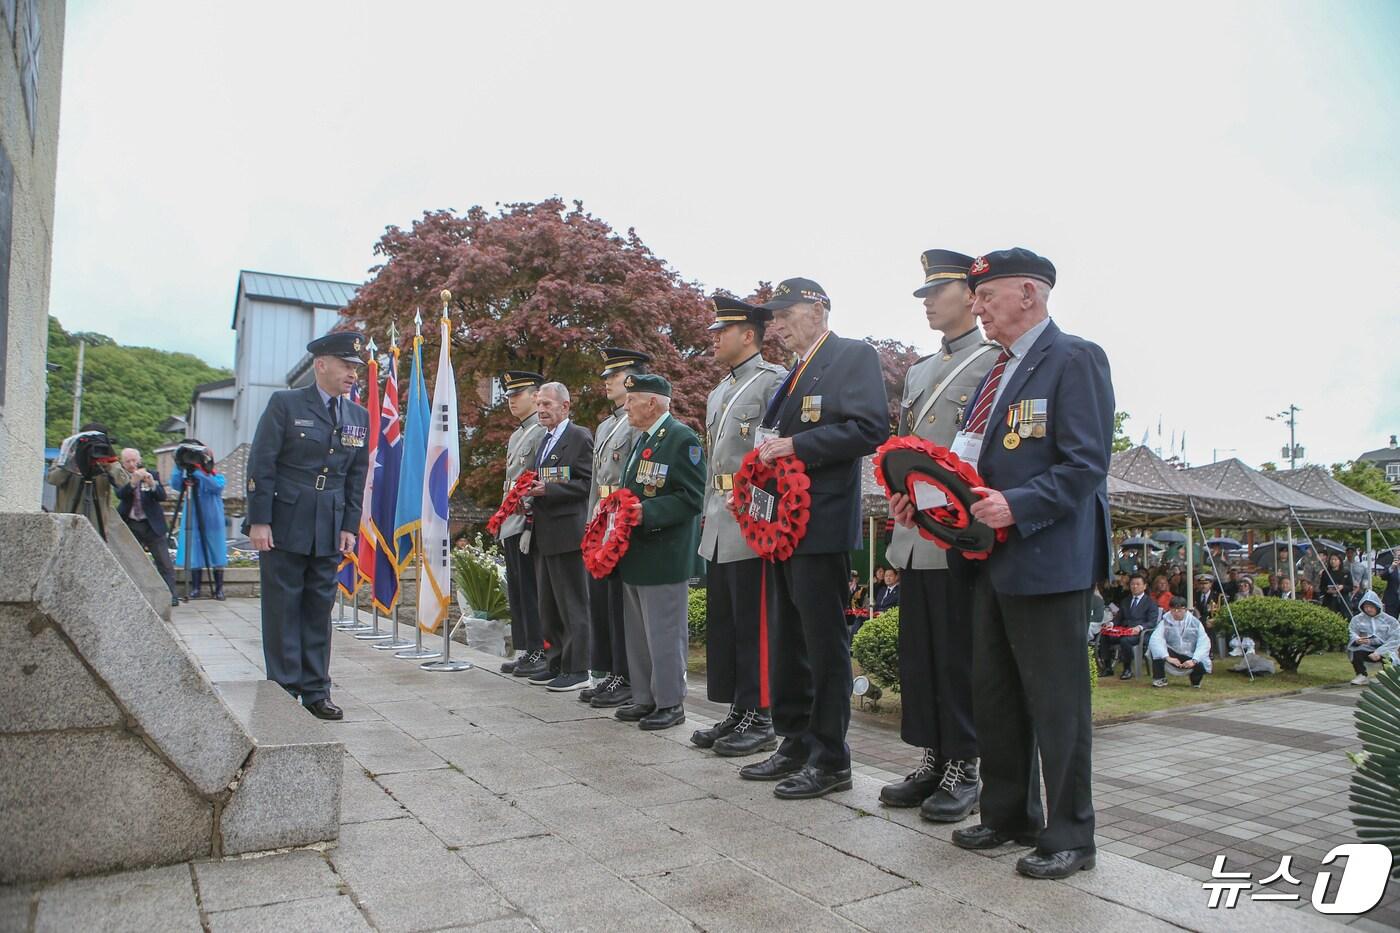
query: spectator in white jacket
1348 591 1399 685
1149 597 1212 688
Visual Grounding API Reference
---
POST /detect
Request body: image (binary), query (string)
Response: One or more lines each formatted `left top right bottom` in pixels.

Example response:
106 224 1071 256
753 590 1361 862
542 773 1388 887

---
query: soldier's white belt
712 474 735 491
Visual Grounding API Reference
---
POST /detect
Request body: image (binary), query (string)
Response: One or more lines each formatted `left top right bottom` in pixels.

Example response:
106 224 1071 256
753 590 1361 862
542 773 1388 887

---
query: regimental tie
961 349 1012 436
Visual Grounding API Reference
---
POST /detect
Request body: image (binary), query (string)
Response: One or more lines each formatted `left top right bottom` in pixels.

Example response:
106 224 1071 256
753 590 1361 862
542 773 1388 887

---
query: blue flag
393 333 430 570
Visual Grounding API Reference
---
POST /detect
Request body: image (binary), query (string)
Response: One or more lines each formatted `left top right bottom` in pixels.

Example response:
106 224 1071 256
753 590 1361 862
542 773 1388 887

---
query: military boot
879 749 944 808
920 758 980 823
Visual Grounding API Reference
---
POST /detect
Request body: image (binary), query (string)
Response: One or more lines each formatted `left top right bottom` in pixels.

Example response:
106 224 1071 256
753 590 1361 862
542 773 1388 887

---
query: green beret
623 372 671 397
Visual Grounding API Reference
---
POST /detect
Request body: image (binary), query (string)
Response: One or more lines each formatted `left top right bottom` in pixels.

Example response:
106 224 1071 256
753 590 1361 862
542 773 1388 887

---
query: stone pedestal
104 517 174 620
0 512 341 884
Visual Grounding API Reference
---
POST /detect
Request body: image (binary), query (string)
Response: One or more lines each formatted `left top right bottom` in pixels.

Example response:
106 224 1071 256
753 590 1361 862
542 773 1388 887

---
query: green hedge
687 587 707 644
852 609 902 693
1227 596 1350 673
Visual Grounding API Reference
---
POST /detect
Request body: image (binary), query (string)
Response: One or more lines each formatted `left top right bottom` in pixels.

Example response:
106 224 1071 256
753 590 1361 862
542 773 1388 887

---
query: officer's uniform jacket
244 385 370 558
886 328 999 570
699 352 785 564
617 413 706 587
498 413 546 541
765 332 890 556
588 406 642 518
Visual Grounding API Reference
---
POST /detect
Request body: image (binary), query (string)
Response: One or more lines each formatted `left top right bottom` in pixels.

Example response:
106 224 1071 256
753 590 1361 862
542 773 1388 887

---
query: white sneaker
1152 679 1168 688
1350 674 1370 686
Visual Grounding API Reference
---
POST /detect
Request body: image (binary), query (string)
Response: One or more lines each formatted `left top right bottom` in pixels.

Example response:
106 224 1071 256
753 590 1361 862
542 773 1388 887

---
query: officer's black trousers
588 573 629 677
706 558 765 710
767 552 852 771
971 573 1095 852
533 549 591 674
897 565 977 759
502 532 542 653
125 517 178 598
260 548 338 704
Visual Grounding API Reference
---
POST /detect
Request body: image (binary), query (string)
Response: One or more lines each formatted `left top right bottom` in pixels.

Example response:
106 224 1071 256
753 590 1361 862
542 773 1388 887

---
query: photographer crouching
46 422 129 537
116 447 180 607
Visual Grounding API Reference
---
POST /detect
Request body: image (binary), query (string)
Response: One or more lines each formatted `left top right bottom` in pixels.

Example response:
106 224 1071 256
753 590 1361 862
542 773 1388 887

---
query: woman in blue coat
176 452 229 599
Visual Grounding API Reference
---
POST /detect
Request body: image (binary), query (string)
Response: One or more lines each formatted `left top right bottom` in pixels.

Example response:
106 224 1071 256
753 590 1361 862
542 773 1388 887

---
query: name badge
755 427 780 446
294 419 315 427
950 430 984 473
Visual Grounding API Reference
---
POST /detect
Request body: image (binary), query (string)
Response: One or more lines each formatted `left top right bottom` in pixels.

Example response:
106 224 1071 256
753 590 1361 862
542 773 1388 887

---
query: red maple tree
344 199 729 506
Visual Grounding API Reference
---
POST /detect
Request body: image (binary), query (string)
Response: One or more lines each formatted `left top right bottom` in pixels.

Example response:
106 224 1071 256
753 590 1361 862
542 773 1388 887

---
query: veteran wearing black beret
937 247 1113 880
244 331 371 721
737 277 890 799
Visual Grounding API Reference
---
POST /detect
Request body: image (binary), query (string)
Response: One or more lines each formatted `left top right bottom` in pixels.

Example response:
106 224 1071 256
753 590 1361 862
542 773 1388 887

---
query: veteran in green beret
613 373 706 731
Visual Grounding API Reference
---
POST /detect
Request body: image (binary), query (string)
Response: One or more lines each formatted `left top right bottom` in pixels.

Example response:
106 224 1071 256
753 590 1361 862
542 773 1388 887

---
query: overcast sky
50 0 1399 468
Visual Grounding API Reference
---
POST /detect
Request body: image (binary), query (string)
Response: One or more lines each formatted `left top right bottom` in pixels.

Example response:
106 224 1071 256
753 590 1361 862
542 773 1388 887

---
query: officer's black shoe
879 748 944 808
615 703 655 722
304 699 343 721
590 678 633 708
1119 669 1134 680
500 654 521 674
512 651 548 678
639 704 685 731
774 766 853 800
920 758 980 822
738 752 804 781
950 824 1039 851
580 673 613 702
690 706 741 748
712 710 778 758
1016 846 1096 879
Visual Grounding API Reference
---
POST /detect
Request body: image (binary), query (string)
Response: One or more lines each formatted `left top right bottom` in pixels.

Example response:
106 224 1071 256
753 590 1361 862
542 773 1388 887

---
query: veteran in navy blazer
946 249 1113 882
245 332 371 721
736 277 889 800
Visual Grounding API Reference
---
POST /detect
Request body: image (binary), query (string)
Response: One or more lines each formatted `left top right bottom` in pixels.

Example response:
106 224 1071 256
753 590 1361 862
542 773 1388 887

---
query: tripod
170 467 218 602
69 477 108 541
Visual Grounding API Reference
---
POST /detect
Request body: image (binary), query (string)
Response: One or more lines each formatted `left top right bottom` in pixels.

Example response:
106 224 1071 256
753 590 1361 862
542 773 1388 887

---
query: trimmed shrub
1090 645 1098 692
1227 596 1350 673
687 586 707 644
852 608 901 693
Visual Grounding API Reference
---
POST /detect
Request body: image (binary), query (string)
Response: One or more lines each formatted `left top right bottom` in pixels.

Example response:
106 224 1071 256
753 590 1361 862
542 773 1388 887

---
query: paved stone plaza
1 598 1392 932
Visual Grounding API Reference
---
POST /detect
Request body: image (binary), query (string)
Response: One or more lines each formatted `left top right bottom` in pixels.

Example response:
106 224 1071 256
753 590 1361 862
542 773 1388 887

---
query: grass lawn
689 645 1360 726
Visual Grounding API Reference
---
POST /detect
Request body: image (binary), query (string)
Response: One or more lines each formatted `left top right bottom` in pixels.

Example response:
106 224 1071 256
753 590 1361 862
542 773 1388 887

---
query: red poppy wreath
732 449 812 562
582 488 642 579
871 435 1007 560
487 470 537 536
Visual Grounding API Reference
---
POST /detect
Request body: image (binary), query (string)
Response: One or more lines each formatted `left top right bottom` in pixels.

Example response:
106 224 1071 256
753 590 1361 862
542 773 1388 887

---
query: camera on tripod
69 431 117 479
174 440 213 474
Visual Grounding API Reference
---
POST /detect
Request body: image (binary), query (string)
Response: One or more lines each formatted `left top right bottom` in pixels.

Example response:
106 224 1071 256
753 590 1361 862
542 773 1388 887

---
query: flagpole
355 335 393 642
423 291 470 672
395 316 441 660
396 528 442 660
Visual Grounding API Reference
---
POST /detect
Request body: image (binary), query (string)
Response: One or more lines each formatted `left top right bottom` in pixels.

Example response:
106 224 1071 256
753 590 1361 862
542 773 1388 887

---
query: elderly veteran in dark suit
612 373 706 731
496 371 548 676
737 277 890 799
579 346 651 708
245 332 371 720
522 381 595 692
693 295 786 756
942 248 1114 880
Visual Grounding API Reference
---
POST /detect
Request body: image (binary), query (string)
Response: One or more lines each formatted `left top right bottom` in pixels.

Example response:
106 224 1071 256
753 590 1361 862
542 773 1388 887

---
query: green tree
44 316 231 456
1112 411 1134 453
1332 460 1400 507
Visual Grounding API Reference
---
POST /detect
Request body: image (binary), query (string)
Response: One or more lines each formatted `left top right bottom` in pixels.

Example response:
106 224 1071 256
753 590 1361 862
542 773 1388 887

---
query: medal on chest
800 395 822 423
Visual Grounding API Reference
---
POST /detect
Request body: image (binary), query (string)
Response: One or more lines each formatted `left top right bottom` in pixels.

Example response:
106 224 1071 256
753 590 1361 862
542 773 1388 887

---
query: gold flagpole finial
440 289 452 319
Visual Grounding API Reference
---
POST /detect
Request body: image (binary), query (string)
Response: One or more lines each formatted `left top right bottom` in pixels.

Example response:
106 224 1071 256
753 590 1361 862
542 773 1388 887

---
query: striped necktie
962 349 1012 436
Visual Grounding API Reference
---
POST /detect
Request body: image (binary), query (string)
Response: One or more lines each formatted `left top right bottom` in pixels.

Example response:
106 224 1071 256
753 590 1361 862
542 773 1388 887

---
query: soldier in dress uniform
879 250 998 818
692 295 786 756
497 371 548 676
579 347 652 709
245 332 370 721
737 278 890 799
614 373 706 731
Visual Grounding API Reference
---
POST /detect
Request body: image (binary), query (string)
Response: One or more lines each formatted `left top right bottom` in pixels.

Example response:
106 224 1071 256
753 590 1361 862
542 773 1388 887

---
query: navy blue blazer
768 333 889 555
116 471 170 537
971 320 1114 595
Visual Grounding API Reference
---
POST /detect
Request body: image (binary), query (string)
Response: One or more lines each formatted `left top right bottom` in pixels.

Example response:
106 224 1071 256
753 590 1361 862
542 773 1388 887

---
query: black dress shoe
712 711 778 758
639 704 685 731
579 674 611 702
951 824 1039 851
1016 846 1096 879
590 679 633 708
691 707 741 748
920 758 980 823
774 766 853 800
304 699 343 721
739 752 805 782
615 703 656 722
501 655 520 674
879 750 943 808
512 652 548 678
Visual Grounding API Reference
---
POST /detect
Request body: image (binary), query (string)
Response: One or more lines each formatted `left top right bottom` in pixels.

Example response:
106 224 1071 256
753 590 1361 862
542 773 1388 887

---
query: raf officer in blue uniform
926 248 1113 879
245 332 371 720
